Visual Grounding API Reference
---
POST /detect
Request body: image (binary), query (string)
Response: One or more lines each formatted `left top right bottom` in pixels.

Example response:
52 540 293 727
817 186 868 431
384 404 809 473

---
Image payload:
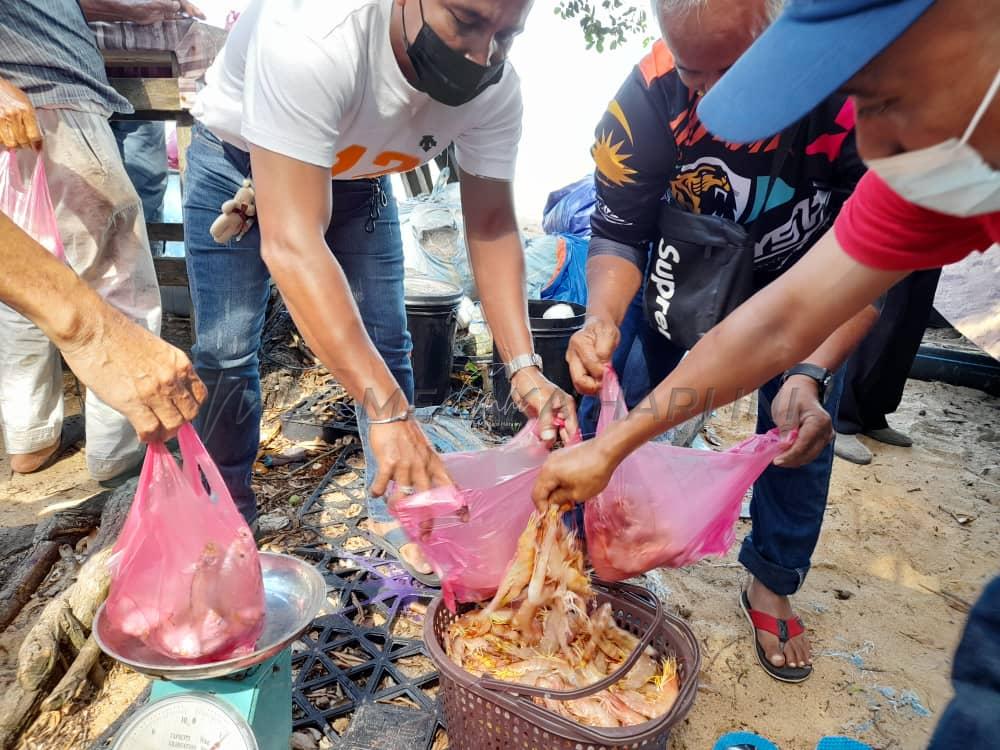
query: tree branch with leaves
556 0 650 52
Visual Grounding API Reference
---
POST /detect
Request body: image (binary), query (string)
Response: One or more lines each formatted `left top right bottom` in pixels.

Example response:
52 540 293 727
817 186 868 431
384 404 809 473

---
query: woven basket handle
477 579 664 701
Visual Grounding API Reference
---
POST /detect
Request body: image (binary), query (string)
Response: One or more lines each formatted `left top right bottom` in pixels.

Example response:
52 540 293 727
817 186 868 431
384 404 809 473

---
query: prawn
599 692 649 726
561 697 619 728
612 682 679 720
513 507 561 632
482 513 540 616
446 510 682 728
620 652 659 691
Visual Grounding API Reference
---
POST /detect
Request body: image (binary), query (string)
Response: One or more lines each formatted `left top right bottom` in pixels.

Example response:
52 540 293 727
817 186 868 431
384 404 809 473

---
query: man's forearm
249 145 406 418
585 253 643 325
596 229 906 463
262 239 407 418
467 230 534 362
0 211 97 348
460 173 534 363
800 303 879 372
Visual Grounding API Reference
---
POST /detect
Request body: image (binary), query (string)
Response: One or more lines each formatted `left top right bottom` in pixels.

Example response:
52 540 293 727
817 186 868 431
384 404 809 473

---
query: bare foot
364 519 433 575
9 441 59 474
746 577 812 669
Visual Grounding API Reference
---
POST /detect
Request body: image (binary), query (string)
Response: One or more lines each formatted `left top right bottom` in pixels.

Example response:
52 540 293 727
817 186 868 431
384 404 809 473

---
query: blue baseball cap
697 0 936 143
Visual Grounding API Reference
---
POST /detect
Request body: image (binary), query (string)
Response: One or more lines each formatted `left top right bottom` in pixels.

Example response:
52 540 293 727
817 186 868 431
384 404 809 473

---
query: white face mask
865 68 1000 217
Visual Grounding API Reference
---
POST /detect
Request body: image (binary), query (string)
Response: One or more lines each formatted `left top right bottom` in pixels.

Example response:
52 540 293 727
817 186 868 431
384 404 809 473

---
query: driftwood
0 491 111 633
0 479 136 750
16 548 113 693
0 525 36 560
40 634 103 713
0 550 112 749
0 544 61 635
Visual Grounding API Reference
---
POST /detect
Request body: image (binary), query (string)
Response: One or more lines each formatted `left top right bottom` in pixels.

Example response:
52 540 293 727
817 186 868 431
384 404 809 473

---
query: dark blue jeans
579 294 843 596
183 123 413 524
112 120 167 224
927 575 1000 749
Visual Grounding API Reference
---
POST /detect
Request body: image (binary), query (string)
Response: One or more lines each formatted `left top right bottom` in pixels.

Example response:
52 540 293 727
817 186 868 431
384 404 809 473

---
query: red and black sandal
740 589 813 683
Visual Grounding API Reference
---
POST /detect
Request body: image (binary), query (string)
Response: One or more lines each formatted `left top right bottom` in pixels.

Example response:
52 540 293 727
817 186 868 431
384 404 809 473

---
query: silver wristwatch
504 353 543 379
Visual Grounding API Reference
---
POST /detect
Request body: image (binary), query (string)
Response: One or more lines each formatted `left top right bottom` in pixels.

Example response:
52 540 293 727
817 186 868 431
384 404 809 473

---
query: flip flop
815 738 872 750
9 415 85 475
713 732 780 750
364 524 441 588
740 589 813 683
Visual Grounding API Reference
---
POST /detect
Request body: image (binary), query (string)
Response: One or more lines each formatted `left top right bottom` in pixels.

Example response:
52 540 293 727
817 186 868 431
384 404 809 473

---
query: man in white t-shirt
184 0 570 579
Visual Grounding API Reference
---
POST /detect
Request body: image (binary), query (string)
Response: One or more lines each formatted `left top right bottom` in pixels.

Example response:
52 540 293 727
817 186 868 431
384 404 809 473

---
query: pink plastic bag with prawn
391 422 553 611
0 149 66 261
585 369 790 580
104 425 265 662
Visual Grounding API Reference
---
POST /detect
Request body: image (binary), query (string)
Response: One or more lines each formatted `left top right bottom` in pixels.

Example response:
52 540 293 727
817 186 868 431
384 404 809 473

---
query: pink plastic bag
166 126 179 171
585 369 790 580
0 149 66 262
105 425 265 662
392 422 552 611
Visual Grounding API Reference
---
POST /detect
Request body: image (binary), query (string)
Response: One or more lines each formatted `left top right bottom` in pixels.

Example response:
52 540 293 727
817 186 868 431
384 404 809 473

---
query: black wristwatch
781 363 834 405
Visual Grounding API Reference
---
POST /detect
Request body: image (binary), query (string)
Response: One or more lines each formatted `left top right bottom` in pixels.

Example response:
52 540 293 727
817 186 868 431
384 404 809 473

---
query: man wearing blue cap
535 0 998 744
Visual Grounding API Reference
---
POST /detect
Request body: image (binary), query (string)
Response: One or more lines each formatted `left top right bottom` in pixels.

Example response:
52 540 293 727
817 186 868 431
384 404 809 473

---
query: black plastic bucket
405 277 464 407
490 300 586 434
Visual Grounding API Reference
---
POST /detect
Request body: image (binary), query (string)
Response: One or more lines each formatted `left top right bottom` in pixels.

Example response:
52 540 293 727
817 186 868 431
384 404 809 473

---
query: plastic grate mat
290 549 441 745
281 393 359 444
290 442 445 748
281 382 500 447
295 441 370 546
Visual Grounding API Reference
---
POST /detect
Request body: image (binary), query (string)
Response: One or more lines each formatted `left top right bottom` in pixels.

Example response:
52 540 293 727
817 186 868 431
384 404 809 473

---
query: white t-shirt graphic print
193 0 522 181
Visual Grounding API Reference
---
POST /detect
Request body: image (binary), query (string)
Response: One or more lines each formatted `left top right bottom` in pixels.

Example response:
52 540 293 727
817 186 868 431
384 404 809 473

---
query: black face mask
402 0 506 107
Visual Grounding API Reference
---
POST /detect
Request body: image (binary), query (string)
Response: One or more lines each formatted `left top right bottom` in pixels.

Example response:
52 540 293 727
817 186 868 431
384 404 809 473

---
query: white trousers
0 107 162 480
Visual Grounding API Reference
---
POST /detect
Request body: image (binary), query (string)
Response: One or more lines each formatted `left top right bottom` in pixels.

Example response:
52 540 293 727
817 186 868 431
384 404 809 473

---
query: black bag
643 204 754 351
643 124 800 351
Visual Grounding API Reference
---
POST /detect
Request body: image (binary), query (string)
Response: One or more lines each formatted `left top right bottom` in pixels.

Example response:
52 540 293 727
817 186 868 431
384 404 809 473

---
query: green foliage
555 0 650 53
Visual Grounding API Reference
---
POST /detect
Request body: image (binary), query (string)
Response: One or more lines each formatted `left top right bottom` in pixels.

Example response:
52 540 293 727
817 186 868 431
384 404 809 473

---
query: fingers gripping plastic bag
585 369 789 580
105 425 265 662
392 422 554 611
0 148 66 261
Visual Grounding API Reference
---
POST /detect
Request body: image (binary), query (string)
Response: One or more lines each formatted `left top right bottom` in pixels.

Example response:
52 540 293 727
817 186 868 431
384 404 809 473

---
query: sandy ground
660 379 999 750
1 369 997 749
934 246 1000 359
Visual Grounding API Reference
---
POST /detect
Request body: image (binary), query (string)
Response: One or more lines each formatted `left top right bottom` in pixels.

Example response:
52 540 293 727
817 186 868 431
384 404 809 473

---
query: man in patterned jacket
570 0 876 682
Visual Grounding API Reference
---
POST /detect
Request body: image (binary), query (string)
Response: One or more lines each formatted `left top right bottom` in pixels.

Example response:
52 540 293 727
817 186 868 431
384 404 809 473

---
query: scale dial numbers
112 693 259 750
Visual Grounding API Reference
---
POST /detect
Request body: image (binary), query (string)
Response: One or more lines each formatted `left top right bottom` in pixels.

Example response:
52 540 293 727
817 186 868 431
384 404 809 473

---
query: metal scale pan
94 552 327 681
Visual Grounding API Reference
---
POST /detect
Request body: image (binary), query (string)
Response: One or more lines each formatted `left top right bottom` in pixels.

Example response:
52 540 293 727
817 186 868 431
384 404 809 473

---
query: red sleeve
834 172 993 271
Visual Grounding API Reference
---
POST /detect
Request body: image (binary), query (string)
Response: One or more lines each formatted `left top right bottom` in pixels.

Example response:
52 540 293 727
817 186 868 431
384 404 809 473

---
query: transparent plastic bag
105 425 265 662
391 422 552 610
585 369 790 580
0 148 66 261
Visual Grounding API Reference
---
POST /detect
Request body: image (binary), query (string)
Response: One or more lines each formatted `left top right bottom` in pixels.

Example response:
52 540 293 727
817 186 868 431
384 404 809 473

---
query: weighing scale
94 552 327 750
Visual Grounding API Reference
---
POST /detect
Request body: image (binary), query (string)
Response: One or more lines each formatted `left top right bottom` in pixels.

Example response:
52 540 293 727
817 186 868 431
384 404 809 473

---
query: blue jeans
578 297 843 596
183 123 412 525
928 575 1000 749
112 120 167 224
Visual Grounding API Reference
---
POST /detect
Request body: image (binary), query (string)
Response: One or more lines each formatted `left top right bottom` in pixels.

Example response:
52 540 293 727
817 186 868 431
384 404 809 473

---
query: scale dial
112 693 259 750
